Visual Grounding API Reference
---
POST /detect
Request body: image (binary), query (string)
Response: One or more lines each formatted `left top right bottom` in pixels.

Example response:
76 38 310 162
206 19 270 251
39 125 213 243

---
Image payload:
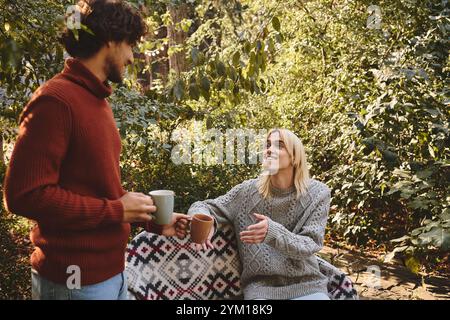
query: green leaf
200 88 210 101
216 61 226 77
180 19 192 33
189 83 200 100
161 11 172 26
232 51 240 67
72 28 79 41
244 41 251 54
224 79 234 91
173 79 184 101
256 40 262 52
428 144 436 158
415 169 434 180
382 149 398 163
272 17 281 32
80 24 95 36
191 47 200 65
259 78 267 93
411 228 423 237
425 108 440 117
405 256 421 274
200 76 210 92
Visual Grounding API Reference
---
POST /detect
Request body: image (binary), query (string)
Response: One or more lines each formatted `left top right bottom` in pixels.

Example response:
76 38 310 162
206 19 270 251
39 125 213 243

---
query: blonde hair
258 128 310 199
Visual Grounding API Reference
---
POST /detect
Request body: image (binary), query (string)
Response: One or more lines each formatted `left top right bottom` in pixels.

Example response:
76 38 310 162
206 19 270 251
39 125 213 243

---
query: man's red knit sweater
3 58 157 286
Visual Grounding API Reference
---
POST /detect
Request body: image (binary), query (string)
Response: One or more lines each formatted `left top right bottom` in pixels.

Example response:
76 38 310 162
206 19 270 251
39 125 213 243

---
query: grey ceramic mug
148 190 174 225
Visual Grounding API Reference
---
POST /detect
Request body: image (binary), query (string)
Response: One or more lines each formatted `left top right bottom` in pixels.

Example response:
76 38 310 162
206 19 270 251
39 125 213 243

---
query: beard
104 55 123 84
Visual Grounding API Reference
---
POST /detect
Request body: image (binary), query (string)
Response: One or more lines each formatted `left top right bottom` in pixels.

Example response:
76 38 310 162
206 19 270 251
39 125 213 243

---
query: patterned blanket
125 224 358 300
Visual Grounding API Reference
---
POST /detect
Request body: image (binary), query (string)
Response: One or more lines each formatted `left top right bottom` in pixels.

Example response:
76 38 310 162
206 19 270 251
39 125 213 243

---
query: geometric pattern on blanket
125 224 358 300
126 224 242 300
316 256 359 300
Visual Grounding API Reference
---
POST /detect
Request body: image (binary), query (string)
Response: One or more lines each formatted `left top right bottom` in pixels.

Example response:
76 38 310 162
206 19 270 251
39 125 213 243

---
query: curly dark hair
60 0 147 59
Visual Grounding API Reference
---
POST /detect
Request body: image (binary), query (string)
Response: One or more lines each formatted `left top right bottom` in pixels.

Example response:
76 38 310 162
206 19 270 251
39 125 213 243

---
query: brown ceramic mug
190 214 214 244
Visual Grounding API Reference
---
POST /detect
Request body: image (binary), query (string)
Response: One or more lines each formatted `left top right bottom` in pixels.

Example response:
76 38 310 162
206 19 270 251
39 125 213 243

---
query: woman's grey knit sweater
188 178 331 300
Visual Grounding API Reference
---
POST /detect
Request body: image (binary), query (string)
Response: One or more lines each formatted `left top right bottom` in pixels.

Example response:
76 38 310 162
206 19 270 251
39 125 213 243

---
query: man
3 0 188 300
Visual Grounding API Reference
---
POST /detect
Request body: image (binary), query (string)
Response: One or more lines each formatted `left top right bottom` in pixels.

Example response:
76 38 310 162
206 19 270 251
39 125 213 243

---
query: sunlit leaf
272 17 280 32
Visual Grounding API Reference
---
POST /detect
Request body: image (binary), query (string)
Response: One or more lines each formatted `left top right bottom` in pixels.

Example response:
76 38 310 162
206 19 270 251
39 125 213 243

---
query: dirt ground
318 246 449 300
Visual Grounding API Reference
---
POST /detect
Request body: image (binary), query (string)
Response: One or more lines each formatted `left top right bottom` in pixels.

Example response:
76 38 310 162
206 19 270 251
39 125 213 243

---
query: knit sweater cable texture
188 178 331 300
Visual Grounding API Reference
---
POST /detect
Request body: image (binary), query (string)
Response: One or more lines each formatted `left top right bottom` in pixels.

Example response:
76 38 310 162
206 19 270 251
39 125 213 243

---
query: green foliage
0 157 32 299
0 0 68 120
0 210 32 299
160 0 448 270
0 1 449 298
129 0 283 106
0 0 69 299
110 85 260 214
114 0 285 216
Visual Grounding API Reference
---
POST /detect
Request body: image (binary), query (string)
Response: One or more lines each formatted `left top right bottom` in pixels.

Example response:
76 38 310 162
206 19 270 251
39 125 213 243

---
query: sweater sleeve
263 186 330 259
3 95 124 231
136 220 164 235
187 180 250 226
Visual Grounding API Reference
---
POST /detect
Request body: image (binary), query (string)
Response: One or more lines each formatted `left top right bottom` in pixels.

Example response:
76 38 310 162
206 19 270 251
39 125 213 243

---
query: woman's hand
193 225 215 251
161 213 191 238
240 213 268 244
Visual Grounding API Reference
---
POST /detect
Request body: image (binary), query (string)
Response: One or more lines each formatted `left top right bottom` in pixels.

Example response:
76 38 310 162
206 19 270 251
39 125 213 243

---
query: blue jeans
31 269 128 300
254 292 330 300
292 292 330 300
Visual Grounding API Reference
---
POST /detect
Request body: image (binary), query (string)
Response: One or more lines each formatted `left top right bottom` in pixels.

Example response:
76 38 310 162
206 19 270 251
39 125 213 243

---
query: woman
187 128 331 300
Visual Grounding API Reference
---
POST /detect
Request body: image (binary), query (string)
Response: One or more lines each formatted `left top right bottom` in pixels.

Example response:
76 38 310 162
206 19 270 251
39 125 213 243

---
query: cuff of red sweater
144 220 164 235
108 199 125 224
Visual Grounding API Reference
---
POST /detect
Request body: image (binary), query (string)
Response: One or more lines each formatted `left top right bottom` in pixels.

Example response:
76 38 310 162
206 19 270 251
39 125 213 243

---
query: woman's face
263 131 293 175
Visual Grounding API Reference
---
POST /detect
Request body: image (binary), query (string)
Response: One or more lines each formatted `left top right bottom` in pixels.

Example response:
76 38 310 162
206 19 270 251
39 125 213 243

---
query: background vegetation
1 0 448 299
